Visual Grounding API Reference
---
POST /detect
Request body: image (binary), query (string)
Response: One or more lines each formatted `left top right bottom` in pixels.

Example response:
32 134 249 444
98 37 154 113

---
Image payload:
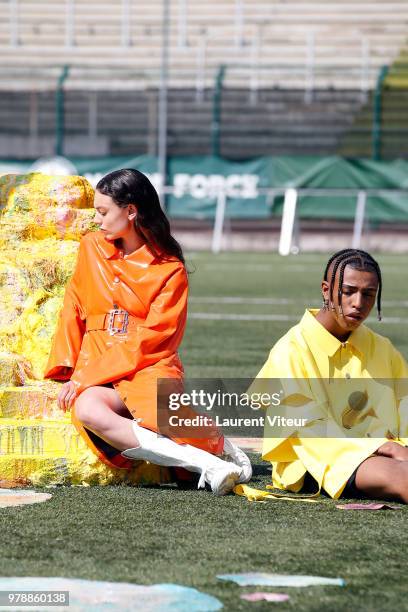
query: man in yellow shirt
257 248 408 502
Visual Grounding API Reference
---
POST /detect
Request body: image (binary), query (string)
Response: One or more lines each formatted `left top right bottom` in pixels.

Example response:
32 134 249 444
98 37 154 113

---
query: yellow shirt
255 309 408 498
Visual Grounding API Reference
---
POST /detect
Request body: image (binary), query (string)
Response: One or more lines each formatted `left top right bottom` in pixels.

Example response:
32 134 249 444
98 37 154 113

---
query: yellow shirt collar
300 309 368 358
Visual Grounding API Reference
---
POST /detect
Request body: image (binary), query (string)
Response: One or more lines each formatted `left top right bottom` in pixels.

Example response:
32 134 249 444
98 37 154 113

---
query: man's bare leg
353 455 408 503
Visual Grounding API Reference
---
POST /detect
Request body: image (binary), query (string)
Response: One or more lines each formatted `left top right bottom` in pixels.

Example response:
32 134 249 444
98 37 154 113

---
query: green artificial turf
1 251 408 611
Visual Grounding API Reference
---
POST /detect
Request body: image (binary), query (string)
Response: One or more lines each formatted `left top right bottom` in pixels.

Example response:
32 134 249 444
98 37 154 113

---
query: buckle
107 308 129 335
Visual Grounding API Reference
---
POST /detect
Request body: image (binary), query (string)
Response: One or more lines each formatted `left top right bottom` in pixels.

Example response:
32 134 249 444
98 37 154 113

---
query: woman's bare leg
353 455 408 503
74 386 141 451
73 386 246 495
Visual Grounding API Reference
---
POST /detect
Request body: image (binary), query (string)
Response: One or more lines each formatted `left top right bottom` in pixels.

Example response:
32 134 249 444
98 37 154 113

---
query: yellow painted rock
0 417 171 487
0 241 79 378
0 353 34 387
0 382 60 419
0 173 93 214
0 173 97 243
0 174 172 488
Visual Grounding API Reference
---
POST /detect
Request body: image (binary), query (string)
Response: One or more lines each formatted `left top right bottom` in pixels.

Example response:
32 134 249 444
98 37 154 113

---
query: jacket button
113 276 120 283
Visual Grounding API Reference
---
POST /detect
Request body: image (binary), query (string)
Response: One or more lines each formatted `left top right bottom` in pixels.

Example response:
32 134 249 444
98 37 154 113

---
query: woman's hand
375 441 408 461
57 380 79 412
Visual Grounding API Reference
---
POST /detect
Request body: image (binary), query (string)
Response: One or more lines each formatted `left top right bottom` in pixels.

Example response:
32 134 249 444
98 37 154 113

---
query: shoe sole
223 441 253 484
211 469 241 496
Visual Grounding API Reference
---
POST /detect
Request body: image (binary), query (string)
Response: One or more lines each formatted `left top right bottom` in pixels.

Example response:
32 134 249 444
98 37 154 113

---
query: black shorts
339 468 364 499
302 468 363 499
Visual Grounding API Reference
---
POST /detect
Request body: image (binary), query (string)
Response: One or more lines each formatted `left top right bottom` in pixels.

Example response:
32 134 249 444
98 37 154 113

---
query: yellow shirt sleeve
254 337 329 462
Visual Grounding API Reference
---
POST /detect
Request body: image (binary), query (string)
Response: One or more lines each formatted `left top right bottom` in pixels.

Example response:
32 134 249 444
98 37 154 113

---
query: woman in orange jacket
44 168 251 495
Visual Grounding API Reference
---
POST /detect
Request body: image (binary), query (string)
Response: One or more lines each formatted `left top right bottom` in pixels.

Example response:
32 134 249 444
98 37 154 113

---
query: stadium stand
0 1 407 158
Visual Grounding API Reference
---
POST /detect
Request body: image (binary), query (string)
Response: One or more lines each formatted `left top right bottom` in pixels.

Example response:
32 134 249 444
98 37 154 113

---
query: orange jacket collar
95 231 156 264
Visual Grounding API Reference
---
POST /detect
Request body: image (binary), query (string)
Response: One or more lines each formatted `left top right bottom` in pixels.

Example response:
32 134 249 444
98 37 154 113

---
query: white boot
122 421 242 496
222 438 253 483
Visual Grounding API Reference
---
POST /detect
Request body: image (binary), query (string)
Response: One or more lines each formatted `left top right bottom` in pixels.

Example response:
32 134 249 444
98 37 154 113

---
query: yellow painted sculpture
0 173 170 487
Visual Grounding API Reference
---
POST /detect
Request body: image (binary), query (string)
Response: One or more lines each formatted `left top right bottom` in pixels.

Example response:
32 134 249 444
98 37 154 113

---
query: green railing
211 62 390 160
211 65 226 157
371 65 389 161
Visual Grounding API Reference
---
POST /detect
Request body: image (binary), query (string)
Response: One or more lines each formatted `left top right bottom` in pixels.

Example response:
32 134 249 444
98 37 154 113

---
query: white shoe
223 438 253 483
198 462 242 496
122 421 242 496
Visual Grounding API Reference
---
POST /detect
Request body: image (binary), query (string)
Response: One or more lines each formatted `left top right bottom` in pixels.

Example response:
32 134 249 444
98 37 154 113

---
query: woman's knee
74 388 101 428
74 386 129 433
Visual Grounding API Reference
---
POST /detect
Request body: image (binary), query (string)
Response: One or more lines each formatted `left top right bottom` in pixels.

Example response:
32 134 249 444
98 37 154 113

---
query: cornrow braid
324 248 371 283
337 256 362 316
323 249 355 281
325 249 382 321
328 252 364 306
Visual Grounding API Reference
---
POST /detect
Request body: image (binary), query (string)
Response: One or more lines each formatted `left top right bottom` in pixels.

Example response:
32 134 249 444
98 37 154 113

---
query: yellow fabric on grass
234 483 320 503
254 309 408 499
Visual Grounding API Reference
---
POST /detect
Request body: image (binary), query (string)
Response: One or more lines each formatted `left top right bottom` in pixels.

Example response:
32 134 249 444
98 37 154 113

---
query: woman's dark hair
96 168 185 265
323 248 382 320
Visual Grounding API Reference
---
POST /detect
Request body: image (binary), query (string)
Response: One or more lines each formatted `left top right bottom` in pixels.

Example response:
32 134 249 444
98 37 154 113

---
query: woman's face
93 190 136 241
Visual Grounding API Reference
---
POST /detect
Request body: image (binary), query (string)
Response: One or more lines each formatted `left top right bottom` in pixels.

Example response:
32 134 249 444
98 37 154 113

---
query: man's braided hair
323 249 382 321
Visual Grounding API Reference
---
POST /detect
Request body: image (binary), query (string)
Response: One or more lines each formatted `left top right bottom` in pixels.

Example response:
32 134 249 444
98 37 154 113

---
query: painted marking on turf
201 264 323 272
190 296 408 308
202 264 274 271
190 297 294 305
200 264 407 274
190 313 297 321
372 317 408 324
190 312 408 323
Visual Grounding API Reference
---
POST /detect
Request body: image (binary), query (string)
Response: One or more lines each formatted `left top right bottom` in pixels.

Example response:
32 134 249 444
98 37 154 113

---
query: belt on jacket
86 309 138 335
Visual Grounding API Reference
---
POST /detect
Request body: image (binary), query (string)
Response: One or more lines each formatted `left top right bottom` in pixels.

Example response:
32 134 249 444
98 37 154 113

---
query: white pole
249 32 259 106
304 31 315 104
65 0 74 48
121 0 131 47
235 0 244 48
212 190 227 253
196 32 207 103
352 191 367 249
279 188 298 256
178 0 187 48
29 90 38 139
9 0 18 47
360 38 369 101
158 0 170 207
88 91 98 139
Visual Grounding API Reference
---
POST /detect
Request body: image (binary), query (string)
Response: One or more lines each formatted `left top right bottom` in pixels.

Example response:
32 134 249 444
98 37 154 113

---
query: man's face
322 265 378 333
93 191 132 241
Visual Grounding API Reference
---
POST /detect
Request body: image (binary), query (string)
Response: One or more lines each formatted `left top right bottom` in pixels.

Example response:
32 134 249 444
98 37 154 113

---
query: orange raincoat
44 230 223 469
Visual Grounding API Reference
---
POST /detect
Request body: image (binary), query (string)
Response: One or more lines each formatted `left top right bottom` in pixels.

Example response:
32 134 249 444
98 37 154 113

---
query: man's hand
57 380 79 412
375 441 408 461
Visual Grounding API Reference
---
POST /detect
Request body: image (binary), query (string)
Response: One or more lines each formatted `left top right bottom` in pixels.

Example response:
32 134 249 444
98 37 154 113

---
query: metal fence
180 186 408 254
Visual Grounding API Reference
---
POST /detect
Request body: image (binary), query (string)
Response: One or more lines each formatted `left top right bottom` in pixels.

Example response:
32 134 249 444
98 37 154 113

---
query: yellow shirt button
113 277 120 283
